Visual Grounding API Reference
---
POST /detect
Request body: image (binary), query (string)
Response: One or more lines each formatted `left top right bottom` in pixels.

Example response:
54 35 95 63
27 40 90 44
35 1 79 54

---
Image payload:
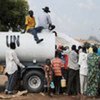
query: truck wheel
23 70 44 92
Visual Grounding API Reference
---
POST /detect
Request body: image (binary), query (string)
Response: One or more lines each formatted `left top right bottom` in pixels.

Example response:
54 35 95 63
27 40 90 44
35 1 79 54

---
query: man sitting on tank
38 7 55 32
23 10 44 44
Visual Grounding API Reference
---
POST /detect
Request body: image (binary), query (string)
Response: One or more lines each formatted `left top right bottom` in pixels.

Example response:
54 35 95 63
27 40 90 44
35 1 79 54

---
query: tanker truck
0 31 55 92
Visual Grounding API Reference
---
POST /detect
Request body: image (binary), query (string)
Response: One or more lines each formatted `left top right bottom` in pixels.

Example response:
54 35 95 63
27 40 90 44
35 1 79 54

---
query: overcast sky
28 0 100 38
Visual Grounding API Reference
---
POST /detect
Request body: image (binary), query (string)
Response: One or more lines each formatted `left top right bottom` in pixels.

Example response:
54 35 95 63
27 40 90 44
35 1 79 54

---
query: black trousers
67 68 80 95
63 69 69 81
54 76 62 94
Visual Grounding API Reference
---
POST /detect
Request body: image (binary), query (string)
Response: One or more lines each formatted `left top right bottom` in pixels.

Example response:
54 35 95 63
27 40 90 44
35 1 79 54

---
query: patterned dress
86 53 100 96
44 65 53 87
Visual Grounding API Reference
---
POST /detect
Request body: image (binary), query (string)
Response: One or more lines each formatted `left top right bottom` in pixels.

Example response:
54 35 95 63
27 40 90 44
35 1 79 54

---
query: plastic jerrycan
61 77 66 88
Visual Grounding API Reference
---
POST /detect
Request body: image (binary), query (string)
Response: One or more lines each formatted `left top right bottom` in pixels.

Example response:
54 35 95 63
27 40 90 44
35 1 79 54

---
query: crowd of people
43 44 100 97
3 6 100 98
4 42 100 97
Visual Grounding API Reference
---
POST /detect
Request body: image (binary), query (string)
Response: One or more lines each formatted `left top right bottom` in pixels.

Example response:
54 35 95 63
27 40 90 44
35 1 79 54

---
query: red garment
63 54 68 69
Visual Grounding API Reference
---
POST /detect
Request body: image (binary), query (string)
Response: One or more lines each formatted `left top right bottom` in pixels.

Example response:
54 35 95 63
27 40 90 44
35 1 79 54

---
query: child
52 51 64 94
44 59 54 96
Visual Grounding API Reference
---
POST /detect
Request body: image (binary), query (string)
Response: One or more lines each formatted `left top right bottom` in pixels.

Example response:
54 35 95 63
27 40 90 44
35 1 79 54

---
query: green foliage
0 0 29 31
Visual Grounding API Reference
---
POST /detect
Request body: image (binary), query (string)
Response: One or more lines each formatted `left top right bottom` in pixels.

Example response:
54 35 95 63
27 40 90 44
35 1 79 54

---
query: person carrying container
52 51 64 94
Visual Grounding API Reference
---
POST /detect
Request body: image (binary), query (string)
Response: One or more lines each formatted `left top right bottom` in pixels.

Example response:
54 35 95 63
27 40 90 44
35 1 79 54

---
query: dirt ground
0 75 99 100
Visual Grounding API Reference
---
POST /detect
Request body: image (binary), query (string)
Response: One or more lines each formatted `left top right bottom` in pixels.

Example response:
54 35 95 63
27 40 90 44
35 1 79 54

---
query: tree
0 0 29 31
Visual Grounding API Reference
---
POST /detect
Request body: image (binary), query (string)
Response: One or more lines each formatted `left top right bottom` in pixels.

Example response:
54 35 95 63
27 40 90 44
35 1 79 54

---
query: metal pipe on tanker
0 32 55 63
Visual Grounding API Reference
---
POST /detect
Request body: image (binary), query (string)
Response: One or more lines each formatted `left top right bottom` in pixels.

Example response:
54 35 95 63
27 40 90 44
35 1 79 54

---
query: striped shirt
52 57 64 76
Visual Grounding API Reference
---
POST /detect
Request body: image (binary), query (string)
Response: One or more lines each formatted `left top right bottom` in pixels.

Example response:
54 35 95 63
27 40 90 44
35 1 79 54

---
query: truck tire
23 70 44 92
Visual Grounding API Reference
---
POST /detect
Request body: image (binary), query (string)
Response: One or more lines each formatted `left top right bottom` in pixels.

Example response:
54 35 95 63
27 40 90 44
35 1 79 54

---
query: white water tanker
0 32 55 93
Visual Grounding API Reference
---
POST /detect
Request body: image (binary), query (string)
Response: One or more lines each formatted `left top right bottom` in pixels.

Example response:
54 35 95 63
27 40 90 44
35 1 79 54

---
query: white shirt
5 49 25 74
38 12 52 29
78 52 88 76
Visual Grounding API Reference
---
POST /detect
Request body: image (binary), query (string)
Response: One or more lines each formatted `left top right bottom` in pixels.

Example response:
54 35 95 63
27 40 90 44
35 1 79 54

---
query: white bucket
61 78 66 88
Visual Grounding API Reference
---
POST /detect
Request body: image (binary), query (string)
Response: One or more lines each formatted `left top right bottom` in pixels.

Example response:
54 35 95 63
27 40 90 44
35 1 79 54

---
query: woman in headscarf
86 46 100 97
